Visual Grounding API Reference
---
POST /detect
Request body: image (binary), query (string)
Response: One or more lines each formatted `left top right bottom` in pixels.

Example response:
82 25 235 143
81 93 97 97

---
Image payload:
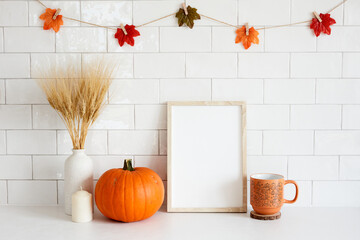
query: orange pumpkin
95 159 164 222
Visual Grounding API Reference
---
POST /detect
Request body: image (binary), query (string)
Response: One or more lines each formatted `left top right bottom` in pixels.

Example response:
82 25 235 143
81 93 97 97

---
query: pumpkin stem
122 159 127 170
123 159 135 171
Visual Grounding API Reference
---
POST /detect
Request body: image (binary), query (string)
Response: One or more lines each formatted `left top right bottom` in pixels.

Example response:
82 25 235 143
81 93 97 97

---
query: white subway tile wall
340 156 360 180
81 1 132 27
159 79 211 102
343 53 360 78
0 54 30 78
0 1 28 27
212 79 263 103
33 156 66 180
8 181 57 205
4 28 55 52
247 156 288 180
0 0 358 207
317 27 360 52
0 156 32 180
0 29 3 52
288 156 339 180
160 27 211 52
0 181 7 204
238 0 290 26
159 130 167 156
264 27 316 52
57 130 108 155
313 181 360 207
238 53 290 78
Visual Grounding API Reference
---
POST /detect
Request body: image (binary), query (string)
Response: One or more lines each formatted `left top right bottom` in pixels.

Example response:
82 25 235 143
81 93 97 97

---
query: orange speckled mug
250 173 298 215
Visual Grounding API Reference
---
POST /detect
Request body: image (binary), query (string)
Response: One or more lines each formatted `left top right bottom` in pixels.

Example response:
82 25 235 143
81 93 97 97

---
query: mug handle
283 180 298 204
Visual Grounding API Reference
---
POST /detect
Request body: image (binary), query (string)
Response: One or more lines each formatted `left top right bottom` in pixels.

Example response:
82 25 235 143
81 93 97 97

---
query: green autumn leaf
175 5 201 29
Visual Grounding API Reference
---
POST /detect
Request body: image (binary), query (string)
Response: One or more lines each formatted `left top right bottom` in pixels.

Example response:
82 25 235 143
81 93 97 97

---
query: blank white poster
168 103 246 212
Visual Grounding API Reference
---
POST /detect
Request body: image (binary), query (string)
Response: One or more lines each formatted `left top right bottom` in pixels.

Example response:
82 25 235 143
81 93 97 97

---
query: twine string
37 0 347 31
255 20 312 31
135 13 177 28
201 0 347 31
199 14 238 28
328 0 347 14
62 16 117 30
37 0 46 8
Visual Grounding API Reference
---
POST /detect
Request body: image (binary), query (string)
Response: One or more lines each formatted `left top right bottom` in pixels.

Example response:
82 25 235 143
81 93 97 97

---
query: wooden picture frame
167 101 247 213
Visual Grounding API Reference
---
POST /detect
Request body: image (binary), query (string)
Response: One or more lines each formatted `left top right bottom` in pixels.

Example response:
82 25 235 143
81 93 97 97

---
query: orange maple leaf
235 25 259 50
39 8 64 33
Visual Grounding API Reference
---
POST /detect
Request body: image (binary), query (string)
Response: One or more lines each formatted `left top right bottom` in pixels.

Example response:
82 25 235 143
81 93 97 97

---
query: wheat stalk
37 59 115 150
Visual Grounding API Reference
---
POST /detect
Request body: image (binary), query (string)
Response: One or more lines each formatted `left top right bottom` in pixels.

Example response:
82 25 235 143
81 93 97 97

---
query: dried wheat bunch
37 60 115 149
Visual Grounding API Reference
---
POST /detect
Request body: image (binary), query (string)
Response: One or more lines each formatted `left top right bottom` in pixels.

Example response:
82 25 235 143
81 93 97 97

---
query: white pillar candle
71 187 93 223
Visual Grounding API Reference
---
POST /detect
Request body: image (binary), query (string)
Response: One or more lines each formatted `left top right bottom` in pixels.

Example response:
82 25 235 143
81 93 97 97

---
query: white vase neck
72 149 86 155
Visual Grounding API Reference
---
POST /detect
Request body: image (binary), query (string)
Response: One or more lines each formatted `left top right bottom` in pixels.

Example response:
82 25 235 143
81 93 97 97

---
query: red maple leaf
310 13 336 37
114 25 140 47
39 8 64 33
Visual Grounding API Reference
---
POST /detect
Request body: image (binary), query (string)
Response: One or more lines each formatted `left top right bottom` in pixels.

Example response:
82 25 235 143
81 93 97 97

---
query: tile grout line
27 0 30 27
289 0 292 26
2 128 360 132
184 52 187 78
31 155 34 180
311 180 314 206
210 78 213 101
288 52 291 78
55 130 58 155
1 27 4 53
341 52 344 78
106 130 109 155
133 104 136 130
158 130 160 156
313 130 316 155
210 26 213 52
132 0 134 26
286 156 289 179
31 104 34 129
236 0 238 26
5 129 7 155
288 105 291 129
262 78 265 104
261 131 264 155
342 0 346 25
56 180 59 205
6 180 9 204
3 79 6 105
338 155 341 180
314 78 317 104
341 104 344 130
158 26 160 53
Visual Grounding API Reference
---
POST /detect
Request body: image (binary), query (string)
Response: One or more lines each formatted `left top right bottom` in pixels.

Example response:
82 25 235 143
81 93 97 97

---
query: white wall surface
0 0 359 207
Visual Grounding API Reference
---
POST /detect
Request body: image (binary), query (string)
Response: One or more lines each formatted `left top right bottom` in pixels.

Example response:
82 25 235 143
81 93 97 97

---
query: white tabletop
0 206 359 240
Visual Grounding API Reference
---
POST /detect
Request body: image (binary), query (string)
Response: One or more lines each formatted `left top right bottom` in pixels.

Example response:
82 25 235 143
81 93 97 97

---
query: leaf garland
36 1 345 49
175 5 201 29
114 25 140 47
235 25 259 50
310 13 336 37
39 8 64 33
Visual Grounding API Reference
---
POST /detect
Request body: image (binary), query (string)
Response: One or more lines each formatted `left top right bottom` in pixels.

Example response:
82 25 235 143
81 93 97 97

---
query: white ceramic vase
64 149 93 215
